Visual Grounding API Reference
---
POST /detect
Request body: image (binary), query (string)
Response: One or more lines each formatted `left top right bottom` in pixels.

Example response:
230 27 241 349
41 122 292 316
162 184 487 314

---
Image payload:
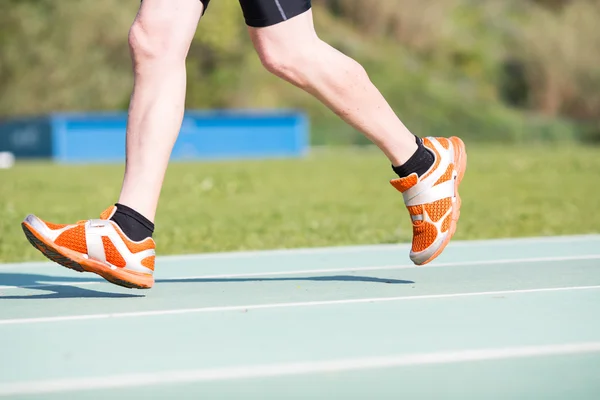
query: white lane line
2 254 599 291
1 342 600 396
0 281 103 290
162 253 600 281
2 234 599 269
2 285 600 326
153 234 600 261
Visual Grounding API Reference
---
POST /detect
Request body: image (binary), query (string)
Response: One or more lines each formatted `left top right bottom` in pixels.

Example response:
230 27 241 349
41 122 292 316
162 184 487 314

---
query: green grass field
1 144 599 263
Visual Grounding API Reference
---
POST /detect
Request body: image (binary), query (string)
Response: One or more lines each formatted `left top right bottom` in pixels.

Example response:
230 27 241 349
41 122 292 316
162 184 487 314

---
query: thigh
133 0 205 58
140 0 210 16
239 0 311 27
135 0 205 38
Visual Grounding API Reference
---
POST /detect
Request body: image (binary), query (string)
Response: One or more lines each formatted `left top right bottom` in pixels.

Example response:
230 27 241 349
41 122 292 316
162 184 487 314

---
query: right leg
21 0 205 289
119 0 205 222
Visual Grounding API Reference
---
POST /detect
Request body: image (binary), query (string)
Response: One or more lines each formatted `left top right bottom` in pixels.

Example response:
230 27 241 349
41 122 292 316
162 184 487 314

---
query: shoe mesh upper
114 228 155 254
141 256 156 271
45 222 68 230
411 221 438 252
102 236 126 268
435 164 454 186
54 225 87 254
424 198 452 223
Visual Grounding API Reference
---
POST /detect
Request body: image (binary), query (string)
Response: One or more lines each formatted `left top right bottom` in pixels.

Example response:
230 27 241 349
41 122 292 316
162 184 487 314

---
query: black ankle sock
392 136 435 178
110 203 154 241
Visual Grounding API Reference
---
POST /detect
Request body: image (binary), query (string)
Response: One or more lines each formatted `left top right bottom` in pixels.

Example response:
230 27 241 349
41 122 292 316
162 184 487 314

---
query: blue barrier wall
0 111 309 163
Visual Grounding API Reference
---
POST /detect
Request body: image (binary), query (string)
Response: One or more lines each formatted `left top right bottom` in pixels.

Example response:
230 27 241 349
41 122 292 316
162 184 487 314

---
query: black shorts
202 0 311 27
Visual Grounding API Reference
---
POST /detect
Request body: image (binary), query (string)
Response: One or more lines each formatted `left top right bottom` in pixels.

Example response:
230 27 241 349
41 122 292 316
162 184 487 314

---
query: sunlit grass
1 144 599 263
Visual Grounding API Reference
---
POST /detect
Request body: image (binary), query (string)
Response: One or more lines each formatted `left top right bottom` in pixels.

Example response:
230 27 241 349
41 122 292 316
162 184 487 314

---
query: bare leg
247 10 418 166
118 0 204 221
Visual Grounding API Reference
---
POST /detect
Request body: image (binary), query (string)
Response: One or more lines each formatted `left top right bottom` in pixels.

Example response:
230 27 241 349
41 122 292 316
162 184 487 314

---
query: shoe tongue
390 173 419 193
100 206 117 220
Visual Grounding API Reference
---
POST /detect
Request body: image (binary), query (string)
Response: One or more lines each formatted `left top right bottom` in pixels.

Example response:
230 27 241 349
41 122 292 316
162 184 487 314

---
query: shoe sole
21 222 154 289
418 136 467 266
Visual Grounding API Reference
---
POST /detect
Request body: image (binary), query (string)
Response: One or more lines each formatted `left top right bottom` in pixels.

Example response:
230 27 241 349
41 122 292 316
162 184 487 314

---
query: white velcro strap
402 143 452 203
405 180 455 207
85 220 109 263
402 179 432 204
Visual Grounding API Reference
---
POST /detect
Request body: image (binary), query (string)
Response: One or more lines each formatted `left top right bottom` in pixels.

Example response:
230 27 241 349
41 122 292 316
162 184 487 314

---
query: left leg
244 2 467 265
244 5 417 165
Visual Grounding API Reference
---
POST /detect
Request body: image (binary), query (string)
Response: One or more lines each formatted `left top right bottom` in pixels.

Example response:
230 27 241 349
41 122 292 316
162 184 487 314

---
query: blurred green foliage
0 0 599 144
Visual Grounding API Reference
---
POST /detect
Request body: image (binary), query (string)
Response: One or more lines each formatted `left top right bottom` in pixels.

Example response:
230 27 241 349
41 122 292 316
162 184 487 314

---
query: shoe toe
410 231 447 265
23 214 52 239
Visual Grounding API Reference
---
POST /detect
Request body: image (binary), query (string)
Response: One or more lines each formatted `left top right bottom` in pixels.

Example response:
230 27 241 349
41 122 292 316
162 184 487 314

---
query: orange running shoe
391 137 467 265
21 206 155 289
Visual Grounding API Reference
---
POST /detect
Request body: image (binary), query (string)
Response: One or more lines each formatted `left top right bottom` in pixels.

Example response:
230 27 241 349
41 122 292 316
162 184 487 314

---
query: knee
258 39 367 88
258 45 313 88
128 17 189 68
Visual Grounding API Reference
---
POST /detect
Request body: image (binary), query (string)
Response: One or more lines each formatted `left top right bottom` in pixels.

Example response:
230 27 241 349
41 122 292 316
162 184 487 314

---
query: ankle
387 139 419 166
110 203 155 241
392 136 435 178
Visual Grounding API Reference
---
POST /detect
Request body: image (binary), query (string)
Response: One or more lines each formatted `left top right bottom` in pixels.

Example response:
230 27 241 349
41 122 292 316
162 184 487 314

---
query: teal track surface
1 235 600 399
